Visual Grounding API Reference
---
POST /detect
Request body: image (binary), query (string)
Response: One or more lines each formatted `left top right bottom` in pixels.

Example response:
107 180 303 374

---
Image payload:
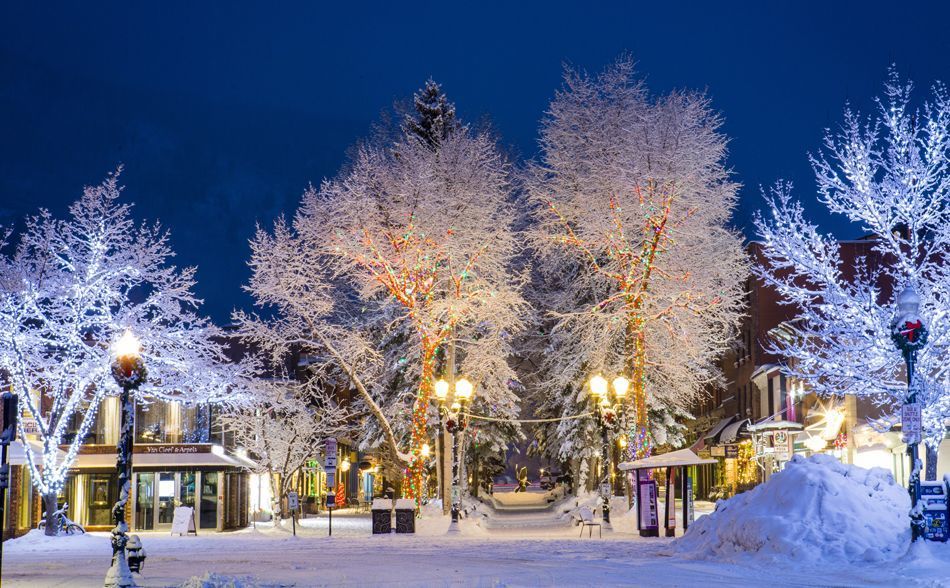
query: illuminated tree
527 59 747 472
221 380 348 524
310 128 526 504
0 171 249 534
755 70 950 477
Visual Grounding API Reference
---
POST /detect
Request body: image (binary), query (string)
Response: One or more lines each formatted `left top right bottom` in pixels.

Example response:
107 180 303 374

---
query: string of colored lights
547 182 678 460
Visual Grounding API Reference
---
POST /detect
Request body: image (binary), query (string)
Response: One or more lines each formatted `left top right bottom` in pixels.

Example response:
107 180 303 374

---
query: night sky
2 2 949 323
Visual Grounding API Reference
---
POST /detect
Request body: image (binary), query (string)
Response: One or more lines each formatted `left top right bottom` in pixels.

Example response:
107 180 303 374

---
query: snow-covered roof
73 448 255 469
618 448 717 471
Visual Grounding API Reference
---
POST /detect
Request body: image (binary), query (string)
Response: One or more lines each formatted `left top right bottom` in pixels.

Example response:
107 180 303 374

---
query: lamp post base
104 555 136 588
447 518 461 534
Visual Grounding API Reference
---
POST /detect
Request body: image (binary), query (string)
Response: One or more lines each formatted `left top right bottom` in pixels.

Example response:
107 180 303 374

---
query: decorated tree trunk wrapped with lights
527 58 747 471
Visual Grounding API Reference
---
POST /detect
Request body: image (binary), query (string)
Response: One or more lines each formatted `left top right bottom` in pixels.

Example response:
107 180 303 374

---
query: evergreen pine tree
403 78 459 147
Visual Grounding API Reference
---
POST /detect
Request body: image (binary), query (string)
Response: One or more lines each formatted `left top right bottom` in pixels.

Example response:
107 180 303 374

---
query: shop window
200 472 218 529
86 474 117 526
17 467 32 529
181 404 211 443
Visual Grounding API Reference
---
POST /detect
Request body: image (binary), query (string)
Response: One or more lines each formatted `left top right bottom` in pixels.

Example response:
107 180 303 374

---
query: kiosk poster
686 476 694 524
638 479 659 531
664 468 676 534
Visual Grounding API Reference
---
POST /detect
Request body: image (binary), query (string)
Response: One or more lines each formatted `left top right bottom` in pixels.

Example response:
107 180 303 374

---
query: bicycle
37 502 86 535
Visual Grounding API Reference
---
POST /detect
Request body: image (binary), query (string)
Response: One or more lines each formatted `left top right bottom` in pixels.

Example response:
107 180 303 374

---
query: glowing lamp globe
113 330 141 359
589 375 608 399
340 458 351 472
451 401 461 412
455 378 474 401
421 443 431 458
435 379 449 402
612 376 630 399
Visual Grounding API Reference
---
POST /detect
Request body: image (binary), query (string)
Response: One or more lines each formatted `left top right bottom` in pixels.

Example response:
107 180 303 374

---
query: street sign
325 438 338 469
725 445 738 459
287 491 299 510
599 483 610 497
774 431 791 462
902 403 922 444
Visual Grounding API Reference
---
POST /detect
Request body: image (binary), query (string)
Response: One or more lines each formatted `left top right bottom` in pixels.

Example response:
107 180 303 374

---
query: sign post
325 438 337 537
287 491 299 536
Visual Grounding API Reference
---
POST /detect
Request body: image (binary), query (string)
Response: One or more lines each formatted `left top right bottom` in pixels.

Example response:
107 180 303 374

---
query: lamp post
437 376 474 533
105 330 146 588
891 284 927 542
588 374 629 527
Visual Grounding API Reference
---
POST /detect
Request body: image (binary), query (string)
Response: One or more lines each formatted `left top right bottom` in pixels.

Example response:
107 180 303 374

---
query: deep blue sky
2 2 949 322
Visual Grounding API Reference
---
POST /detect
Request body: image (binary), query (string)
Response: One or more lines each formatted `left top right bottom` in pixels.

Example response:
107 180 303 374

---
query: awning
74 450 255 469
619 448 718 471
702 416 735 444
720 418 750 444
6 440 68 466
747 420 804 433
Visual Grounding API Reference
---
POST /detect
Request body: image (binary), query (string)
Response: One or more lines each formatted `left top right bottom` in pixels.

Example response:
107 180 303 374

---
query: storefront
67 444 254 532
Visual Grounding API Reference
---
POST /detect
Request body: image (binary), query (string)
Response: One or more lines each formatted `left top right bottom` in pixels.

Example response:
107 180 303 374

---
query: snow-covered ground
5 472 950 587
4 511 948 586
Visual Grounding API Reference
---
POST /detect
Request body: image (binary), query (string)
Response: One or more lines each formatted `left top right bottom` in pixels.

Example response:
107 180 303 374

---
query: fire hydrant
126 534 146 573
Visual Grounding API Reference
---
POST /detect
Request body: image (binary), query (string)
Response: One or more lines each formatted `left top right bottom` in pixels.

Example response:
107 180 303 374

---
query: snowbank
674 454 910 563
3 528 104 552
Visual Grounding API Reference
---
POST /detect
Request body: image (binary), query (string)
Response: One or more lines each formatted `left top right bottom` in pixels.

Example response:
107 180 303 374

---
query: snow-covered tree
402 79 460 148
221 379 348 523
755 70 950 477
0 170 249 534
526 59 747 476
302 127 527 504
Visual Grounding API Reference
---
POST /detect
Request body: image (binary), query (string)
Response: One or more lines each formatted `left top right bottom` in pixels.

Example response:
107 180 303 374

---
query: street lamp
891 284 928 542
446 377 475 533
105 330 146 588
588 374 627 527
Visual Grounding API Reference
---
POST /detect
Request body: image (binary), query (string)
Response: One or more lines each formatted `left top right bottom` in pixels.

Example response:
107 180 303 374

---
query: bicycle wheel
66 524 85 535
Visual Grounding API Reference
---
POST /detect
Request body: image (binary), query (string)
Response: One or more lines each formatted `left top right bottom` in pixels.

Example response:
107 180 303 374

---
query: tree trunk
269 474 283 526
43 491 58 536
405 345 436 506
925 443 939 481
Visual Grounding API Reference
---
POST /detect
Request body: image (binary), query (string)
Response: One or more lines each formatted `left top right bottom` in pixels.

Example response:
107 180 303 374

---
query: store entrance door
134 471 204 531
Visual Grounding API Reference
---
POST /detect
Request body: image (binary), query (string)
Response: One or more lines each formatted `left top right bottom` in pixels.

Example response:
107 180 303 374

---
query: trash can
371 498 392 535
394 499 416 534
126 534 146 573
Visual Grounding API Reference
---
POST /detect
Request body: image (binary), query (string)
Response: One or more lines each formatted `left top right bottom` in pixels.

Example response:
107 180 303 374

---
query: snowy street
5 494 950 588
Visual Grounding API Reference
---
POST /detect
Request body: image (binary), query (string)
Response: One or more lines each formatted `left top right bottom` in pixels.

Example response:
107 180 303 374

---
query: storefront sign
21 418 38 436
725 445 739 459
698 449 712 460
138 444 208 454
710 446 725 457
902 403 922 444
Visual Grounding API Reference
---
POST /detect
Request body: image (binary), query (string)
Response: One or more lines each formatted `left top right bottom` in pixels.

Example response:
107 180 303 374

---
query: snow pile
178 573 272 588
3 528 103 552
674 454 910 562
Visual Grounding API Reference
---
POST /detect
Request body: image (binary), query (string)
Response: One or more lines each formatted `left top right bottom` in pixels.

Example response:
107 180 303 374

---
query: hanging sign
725 445 739 459
773 430 791 462
902 403 922 444
170 506 197 536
